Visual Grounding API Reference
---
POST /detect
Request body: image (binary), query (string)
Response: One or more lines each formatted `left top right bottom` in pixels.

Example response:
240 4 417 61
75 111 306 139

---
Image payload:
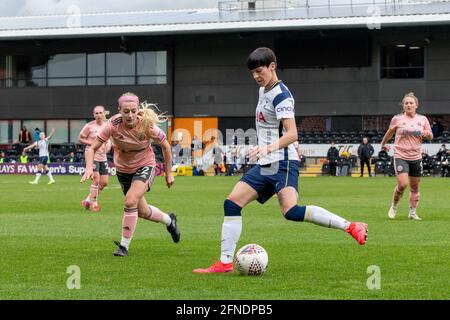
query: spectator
357 137 374 177
436 144 450 177
64 151 80 163
431 121 444 138
213 144 224 175
0 151 6 163
20 151 29 163
338 152 351 176
191 134 203 166
326 141 339 176
226 145 240 176
191 135 202 151
171 140 182 164
421 152 432 176
378 148 389 163
440 151 450 177
19 126 32 144
34 128 41 142
436 144 447 160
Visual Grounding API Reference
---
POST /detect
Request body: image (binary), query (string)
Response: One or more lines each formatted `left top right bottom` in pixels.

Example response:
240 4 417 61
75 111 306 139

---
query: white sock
47 171 54 181
409 207 416 214
120 236 132 250
304 205 350 230
35 172 42 182
392 203 398 209
220 217 242 264
161 213 172 226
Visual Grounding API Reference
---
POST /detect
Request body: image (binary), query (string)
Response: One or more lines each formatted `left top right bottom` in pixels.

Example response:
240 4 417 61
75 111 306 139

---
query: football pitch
0 175 449 300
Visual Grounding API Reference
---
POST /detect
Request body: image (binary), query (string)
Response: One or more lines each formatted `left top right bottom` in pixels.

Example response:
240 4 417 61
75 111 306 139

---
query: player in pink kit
78 105 111 212
381 92 433 221
80 92 180 256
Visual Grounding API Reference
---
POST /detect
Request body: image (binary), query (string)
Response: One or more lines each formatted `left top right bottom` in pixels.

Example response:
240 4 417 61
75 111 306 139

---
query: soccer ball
234 244 268 276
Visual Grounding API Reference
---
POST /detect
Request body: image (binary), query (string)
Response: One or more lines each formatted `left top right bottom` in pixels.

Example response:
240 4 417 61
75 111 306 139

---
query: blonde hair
402 92 419 107
118 92 167 138
137 101 167 138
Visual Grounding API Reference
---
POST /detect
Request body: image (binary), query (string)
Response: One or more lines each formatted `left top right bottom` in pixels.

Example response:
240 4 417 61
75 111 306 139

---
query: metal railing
218 0 446 11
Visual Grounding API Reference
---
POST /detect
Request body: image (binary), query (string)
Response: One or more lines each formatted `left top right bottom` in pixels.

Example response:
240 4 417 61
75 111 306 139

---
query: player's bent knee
124 196 139 208
224 199 242 216
284 205 306 222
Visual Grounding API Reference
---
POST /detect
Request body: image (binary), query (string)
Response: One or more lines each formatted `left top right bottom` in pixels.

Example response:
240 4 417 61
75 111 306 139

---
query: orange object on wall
172 117 219 148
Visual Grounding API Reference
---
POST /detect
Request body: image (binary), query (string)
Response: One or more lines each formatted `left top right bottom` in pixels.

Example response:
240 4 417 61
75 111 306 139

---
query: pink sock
147 205 164 222
122 207 138 238
89 184 99 202
141 205 171 226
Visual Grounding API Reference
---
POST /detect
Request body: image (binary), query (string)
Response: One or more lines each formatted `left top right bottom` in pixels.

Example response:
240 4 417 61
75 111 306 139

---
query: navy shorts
93 161 109 175
394 158 422 177
116 166 156 195
240 160 299 204
38 156 48 165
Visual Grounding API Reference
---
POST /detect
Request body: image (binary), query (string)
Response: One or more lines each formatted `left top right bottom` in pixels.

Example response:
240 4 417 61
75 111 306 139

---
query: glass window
70 120 88 143
0 120 8 144
11 120 21 144
381 45 424 79
87 53 105 85
136 51 167 84
48 53 86 86
22 120 45 142
0 56 5 88
13 56 47 87
106 52 135 85
137 76 167 85
46 120 69 143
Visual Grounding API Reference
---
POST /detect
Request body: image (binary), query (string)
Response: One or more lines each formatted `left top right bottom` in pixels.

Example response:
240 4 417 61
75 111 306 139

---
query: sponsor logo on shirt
257 111 267 123
276 106 294 113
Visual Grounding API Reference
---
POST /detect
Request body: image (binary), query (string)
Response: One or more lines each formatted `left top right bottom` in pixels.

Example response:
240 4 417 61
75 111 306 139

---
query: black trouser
329 162 337 176
442 165 450 177
360 158 371 175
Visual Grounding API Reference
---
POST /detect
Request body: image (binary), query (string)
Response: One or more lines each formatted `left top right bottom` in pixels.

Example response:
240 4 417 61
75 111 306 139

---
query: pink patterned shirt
79 120 108 162
389 113 431 161
97 114 167 173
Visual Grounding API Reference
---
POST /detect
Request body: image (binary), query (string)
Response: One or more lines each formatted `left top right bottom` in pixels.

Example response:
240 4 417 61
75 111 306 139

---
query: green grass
0 175 449 300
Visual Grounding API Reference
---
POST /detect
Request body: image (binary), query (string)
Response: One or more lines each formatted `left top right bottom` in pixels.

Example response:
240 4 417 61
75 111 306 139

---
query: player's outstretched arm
47 128 56 140
23 141 37 152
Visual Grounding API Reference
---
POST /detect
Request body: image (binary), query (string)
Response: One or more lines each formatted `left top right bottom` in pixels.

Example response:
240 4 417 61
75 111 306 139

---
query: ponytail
118 92 166 138
137 102 167 139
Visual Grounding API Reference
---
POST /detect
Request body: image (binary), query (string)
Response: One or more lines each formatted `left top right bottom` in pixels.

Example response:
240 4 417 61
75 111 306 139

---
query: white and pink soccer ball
234 244 268 276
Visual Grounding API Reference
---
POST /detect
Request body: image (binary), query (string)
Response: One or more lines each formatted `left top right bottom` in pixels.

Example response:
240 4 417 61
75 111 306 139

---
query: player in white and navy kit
23 128 56 184
193 47 368 274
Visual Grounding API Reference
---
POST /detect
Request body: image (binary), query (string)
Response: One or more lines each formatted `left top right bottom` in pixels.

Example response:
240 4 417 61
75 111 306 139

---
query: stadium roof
1 0 450 39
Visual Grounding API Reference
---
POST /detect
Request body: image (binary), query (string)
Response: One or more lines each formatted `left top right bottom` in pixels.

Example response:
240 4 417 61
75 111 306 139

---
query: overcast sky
0 0 219 16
